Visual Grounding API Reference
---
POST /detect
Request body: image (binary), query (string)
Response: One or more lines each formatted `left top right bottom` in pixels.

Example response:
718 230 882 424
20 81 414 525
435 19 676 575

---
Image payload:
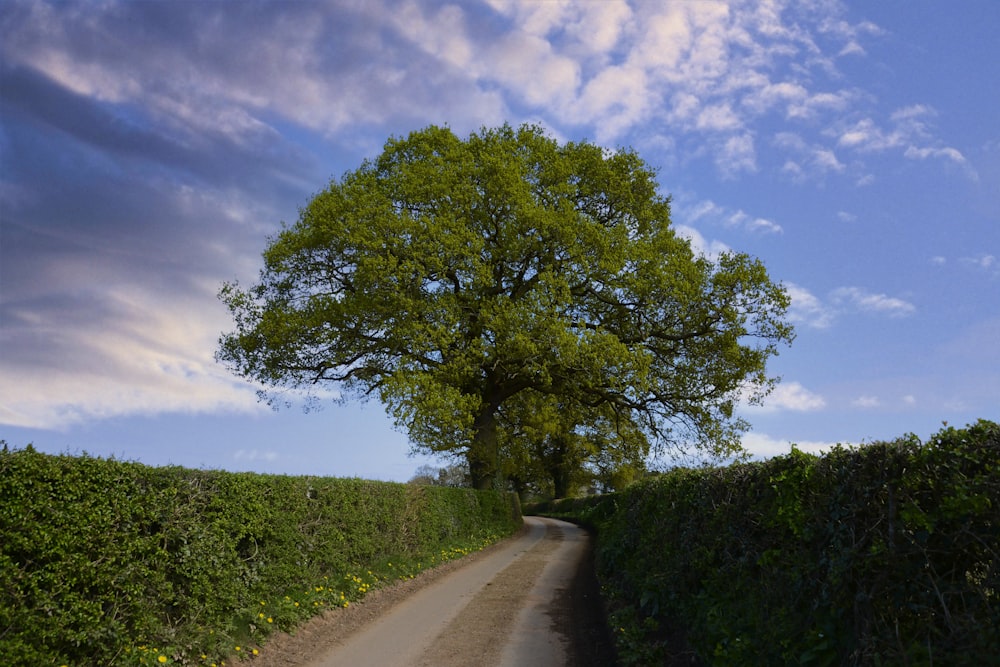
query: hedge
0 447 521 666
540 420 999 665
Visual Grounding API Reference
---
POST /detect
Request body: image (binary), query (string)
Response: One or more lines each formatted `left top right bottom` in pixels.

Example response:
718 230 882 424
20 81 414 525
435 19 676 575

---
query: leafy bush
0 446 520 666
543 420 999 666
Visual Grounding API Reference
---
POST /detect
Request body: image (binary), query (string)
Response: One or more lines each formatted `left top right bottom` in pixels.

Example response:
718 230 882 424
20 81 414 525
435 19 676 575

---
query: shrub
543 420 999 665
0 445 520 665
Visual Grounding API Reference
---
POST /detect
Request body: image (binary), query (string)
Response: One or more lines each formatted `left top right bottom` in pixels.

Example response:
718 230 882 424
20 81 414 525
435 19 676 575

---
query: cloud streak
786 283 916 329
0 0 979 436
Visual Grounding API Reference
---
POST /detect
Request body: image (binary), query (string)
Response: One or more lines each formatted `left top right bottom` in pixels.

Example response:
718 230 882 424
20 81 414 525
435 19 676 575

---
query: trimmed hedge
540 420 999 665
0 447 521 666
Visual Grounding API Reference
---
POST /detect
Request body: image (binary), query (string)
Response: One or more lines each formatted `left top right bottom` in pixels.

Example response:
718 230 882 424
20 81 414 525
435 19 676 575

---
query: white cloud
834 105 975 178
726 210 783 234
781 160 803 177
687 199 725 222
741 432 835 458
676 197 781 235
754 381 827 412
813 148 845 172
831 287 917 318
788 90 853 119
482 0 907 179
486 32 581 109
718 132 758 176
743 80 808 115
234 449 279 462
784 283 917 328
837 118 901 151
565 0 633 55
785 282 835 329
959 254 999 276
697 103 743 131
962 254 996 269
7 0 963 186
674 224 731 261
391 2 475 70
631 6 691 73
0 287 266 430
572 64 650 141
775 132 845 180
852 395 881 408
904 145 967 165
929 254 997 275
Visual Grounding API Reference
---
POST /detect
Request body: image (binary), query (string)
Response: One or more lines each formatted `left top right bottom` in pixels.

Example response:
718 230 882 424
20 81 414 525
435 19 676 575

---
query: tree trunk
468 406 499 490
552 468 571 500
549 435 574 499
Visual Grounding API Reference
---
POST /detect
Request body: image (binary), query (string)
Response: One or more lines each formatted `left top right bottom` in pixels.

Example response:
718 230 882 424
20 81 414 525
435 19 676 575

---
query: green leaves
218 124 794 488
0 447 521 665
545 420 1000 665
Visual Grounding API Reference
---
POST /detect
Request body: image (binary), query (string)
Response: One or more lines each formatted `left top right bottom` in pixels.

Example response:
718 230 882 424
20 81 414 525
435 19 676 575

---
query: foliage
217 123 794 489
0 445 520 666
498 390 650 500
408 462 471 488
539 421 1000 666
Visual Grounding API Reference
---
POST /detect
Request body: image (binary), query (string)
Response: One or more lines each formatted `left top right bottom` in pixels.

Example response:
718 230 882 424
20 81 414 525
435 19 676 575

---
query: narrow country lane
294 516 607 667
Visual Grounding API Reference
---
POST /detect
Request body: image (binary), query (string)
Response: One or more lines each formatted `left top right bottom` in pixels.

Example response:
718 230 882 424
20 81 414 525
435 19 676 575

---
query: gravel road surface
247 516 615 667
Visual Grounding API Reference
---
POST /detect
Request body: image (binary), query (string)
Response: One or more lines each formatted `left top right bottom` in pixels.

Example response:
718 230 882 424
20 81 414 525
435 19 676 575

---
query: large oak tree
218 124 794 489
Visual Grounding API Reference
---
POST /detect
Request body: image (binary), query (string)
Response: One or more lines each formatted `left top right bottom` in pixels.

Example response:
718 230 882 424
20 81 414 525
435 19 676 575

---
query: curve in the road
303 516 588 667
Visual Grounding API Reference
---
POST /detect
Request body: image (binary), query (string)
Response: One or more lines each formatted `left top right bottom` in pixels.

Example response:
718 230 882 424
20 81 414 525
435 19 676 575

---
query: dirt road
250 516 615 667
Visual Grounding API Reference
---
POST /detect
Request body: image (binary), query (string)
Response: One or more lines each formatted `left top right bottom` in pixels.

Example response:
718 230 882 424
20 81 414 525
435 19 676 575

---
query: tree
408 463 470 488
497 389 649 498
218 124 794 490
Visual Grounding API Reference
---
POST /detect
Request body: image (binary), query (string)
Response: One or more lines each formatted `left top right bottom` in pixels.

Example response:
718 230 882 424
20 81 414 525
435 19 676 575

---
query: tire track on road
305 516 577 667
415 521 565 666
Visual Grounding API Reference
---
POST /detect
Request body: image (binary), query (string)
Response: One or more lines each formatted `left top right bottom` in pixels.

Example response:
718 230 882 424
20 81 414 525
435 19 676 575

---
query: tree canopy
218 124 794 490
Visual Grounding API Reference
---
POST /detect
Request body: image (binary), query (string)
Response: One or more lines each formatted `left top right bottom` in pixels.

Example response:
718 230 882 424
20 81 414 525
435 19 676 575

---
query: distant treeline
535 420 999 666
0 447 521 666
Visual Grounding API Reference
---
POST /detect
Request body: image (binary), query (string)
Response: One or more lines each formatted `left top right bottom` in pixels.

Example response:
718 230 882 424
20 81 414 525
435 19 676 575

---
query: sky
1 0 998 482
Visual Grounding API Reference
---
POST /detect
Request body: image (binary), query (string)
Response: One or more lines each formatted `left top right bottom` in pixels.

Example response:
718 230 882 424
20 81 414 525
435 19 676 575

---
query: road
293 516 608 667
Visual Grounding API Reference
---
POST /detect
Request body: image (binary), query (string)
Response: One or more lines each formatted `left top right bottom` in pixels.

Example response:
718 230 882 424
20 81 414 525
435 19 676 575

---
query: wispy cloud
929 254 998 277
674 225 732 262
787 283 916 328
831 287 917 318
234 449 279 462
0 285 264 430
852 395 881 408
960 254 997 273
754 381 827 412
2 0 962 185
776 131 846 181
741 432 836 458
835 104 976 178
726 210 783 234
678 197 782 235
786 283 836 329
0 0 976 436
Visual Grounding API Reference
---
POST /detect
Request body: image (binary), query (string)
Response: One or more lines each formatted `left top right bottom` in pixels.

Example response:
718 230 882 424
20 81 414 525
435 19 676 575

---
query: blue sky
1 0 997 481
